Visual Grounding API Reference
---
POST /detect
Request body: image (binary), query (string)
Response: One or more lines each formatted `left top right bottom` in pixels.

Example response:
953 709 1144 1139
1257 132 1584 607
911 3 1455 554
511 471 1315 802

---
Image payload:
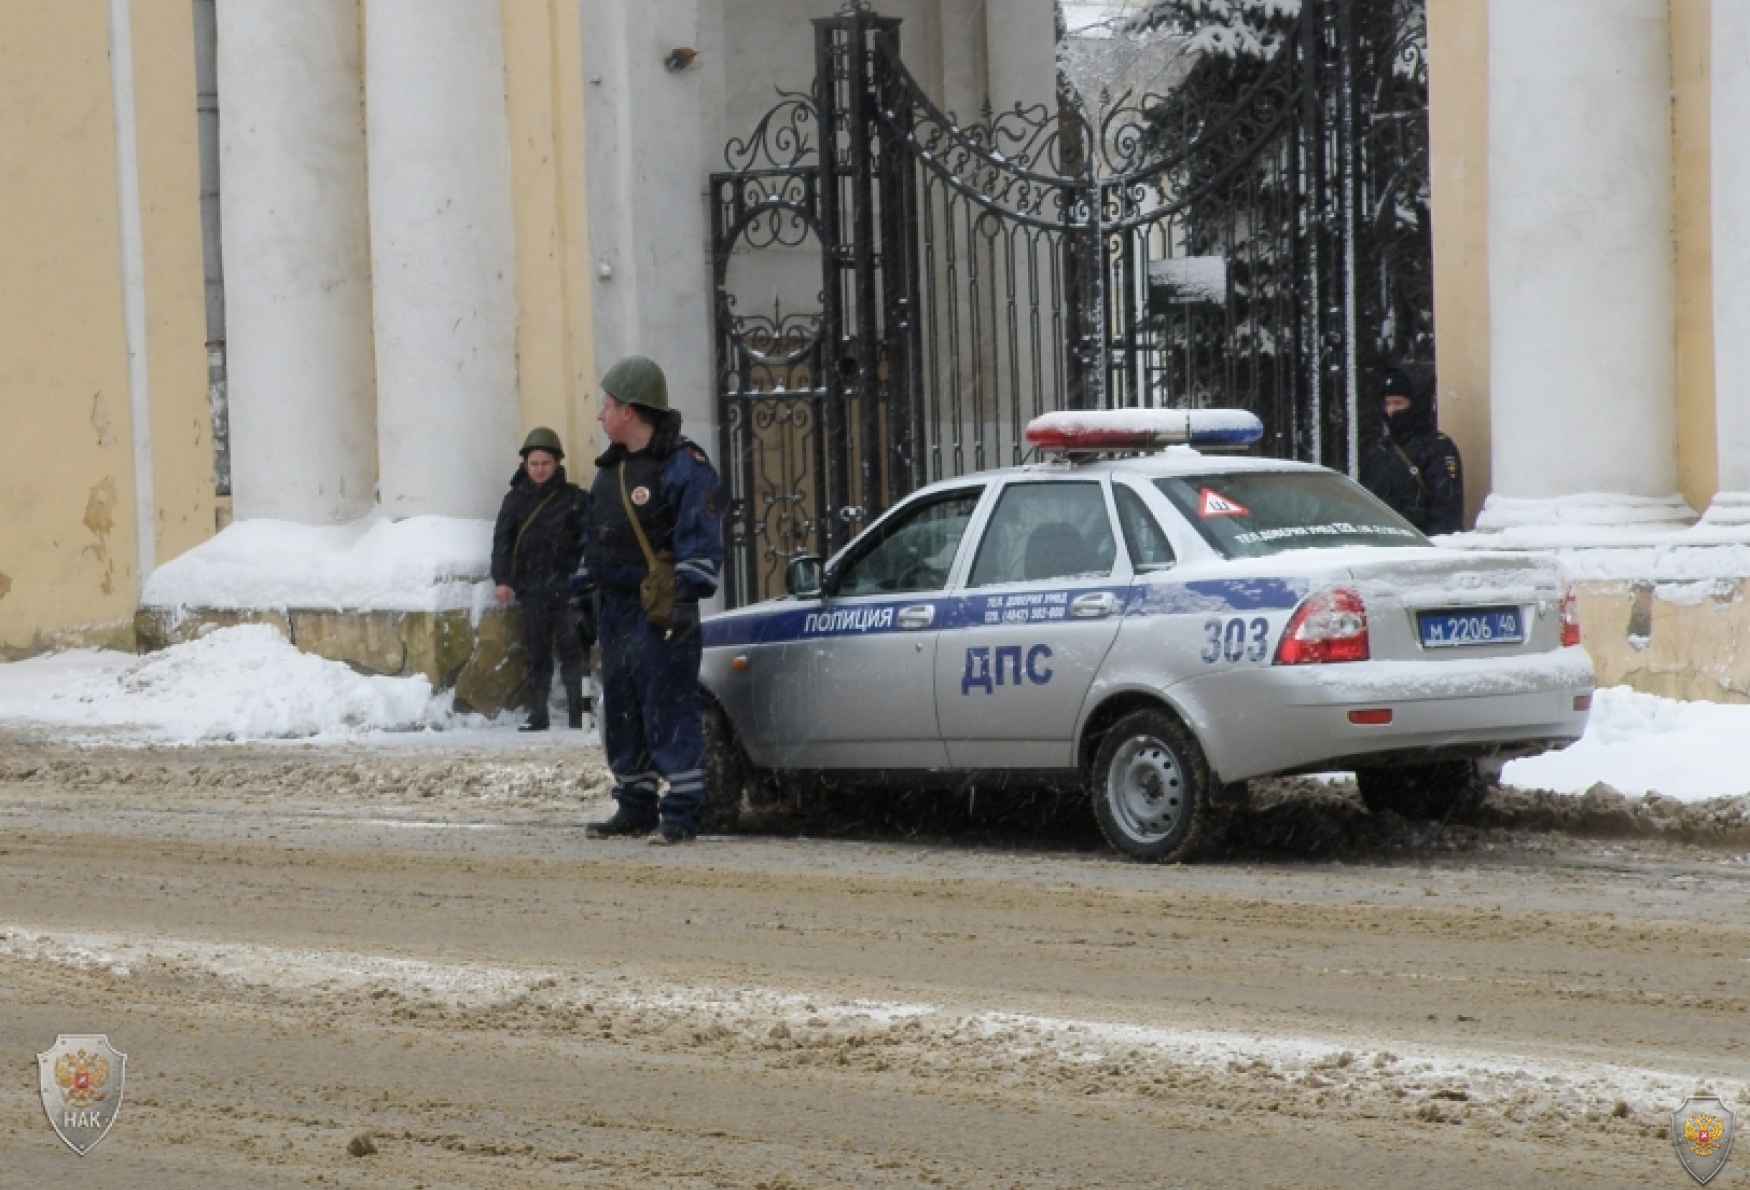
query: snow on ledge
1441 492 1750 582
142 514 495 615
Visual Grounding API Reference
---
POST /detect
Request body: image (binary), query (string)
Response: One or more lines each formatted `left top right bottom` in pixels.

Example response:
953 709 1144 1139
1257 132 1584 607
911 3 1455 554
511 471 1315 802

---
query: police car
698 409 1593 862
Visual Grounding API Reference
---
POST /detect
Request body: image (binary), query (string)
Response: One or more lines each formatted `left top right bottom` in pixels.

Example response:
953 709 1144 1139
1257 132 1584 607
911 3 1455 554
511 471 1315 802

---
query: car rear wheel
1355 760 1487 823
699 699 746 833
1090 709 1221 862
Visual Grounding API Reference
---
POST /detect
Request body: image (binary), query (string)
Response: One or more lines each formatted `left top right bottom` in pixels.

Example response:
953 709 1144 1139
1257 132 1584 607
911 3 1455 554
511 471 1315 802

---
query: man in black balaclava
1359 363 1464 536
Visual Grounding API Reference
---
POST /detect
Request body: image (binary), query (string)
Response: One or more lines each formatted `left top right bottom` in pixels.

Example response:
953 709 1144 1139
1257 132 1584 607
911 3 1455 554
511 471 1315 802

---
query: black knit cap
1378 367 1415 401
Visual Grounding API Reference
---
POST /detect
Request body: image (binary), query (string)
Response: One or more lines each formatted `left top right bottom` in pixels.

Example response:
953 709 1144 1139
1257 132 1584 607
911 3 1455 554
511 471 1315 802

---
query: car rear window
1155 471 1425 559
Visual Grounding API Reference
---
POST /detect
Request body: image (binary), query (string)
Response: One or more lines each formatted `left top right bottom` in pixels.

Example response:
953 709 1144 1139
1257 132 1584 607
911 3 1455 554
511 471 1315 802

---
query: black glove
666 599 700 642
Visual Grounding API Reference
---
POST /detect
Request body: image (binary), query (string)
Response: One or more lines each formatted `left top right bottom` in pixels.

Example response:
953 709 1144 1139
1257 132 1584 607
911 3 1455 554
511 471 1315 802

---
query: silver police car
699 410 1593 862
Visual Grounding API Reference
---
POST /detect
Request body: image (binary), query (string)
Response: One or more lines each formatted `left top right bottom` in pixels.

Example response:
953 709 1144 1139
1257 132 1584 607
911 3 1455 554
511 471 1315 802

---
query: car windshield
1155 470 1426 559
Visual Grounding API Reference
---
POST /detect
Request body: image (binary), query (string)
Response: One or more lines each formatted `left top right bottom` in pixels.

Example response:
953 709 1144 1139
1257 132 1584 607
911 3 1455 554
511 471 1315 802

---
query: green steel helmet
519 426 565 459
599 355 669 412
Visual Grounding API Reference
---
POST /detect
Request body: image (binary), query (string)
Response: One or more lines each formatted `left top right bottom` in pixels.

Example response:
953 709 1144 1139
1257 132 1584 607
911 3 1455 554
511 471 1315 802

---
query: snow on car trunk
1338 548 1569 662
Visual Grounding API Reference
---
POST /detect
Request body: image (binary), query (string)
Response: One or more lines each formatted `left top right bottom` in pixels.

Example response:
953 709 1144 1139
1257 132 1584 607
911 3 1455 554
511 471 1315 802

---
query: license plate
1418 607 1523 648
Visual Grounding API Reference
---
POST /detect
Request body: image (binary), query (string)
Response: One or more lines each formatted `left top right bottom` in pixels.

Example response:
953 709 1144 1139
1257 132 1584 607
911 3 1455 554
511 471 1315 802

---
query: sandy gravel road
1 734 1746 1188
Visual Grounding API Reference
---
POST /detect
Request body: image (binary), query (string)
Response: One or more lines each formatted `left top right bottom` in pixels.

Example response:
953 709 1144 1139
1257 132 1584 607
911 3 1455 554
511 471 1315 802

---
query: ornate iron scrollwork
711 0 1432 606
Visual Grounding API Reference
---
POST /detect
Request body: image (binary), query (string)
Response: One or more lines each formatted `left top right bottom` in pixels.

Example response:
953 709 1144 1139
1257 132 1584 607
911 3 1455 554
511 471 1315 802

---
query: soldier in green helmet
491 426 590 731
577 355 725 843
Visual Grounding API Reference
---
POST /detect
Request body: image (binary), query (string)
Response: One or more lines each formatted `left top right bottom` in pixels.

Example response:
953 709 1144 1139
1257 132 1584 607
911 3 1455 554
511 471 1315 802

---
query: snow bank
142 514 495 614
1502 686 1750 802
0 626 460 743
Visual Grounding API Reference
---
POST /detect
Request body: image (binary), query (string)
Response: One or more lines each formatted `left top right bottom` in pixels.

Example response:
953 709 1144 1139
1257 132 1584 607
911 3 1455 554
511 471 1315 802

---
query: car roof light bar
1023 409 1265 456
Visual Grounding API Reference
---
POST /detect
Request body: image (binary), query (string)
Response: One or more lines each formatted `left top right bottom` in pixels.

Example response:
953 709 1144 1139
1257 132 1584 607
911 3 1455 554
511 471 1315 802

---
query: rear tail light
1559 585 1582 648
1274 588 1370 665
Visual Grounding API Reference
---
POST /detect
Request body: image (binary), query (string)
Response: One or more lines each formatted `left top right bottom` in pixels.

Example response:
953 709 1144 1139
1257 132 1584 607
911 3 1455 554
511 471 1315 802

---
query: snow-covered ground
0 625 481 744
0 629 1741 802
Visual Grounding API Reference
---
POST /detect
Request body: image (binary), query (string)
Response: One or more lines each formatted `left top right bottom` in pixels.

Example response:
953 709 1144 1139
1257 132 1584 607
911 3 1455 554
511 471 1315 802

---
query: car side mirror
785 555 824 599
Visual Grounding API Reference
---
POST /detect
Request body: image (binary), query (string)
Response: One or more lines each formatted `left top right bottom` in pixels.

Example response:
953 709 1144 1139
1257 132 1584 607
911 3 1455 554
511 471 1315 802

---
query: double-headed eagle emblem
1673 1096 1737 1185
36 1034 127 1156
54 1048 111 1110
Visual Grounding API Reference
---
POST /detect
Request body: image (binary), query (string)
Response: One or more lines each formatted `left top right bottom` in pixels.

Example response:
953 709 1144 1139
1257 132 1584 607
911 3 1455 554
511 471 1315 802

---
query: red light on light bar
1025 423 1158 452
1347 709 1393 725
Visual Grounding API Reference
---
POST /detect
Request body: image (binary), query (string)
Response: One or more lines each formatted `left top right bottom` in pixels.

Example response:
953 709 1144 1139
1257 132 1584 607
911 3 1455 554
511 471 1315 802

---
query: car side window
1115 484 1176 572
967 481 1117 587
832 488 983 597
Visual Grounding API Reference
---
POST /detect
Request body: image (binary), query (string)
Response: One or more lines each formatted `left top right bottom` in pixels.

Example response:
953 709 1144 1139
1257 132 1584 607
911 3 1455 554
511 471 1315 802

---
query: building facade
8 0 1750 703
0 0 1052 661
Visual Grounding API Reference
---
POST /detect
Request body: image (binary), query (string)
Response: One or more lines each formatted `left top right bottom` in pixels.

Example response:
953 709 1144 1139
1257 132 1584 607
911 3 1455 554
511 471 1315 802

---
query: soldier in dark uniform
1360 364 1465 536
579 356 724 845
491 427 590 731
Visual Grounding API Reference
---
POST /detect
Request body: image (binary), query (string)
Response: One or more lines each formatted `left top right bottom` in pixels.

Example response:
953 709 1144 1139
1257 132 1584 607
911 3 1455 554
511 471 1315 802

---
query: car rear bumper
1172 646 1595 783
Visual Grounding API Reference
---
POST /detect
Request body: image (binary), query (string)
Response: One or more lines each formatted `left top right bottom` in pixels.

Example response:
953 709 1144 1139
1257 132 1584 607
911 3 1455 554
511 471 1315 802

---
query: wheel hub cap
1108 735 1184 841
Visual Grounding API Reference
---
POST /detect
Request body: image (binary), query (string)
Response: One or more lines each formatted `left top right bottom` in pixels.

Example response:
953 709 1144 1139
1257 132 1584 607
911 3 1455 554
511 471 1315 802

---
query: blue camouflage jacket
578 425 723 602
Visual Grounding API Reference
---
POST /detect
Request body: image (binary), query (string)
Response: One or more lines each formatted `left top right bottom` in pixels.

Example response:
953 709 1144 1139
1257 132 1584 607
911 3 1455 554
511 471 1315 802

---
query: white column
1483 0 1687 527
367 0 520 520
218 0 377 524
581 0 716 439
1710 1 1750 523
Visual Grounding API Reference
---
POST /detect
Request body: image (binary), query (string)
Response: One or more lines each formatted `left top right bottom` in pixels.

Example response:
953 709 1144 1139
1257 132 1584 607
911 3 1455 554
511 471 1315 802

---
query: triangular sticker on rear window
1198 488 1250 518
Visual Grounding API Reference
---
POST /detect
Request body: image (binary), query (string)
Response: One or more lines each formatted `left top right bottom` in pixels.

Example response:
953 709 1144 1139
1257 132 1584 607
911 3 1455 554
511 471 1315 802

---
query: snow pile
1502 686 1750 801
142 514 495 614
0 627 458 743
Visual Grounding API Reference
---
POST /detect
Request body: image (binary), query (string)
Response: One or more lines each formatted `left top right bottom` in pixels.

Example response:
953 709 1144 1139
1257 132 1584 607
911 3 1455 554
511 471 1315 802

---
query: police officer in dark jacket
491 427 589 731
1359 364 1465 536
580 356 724 845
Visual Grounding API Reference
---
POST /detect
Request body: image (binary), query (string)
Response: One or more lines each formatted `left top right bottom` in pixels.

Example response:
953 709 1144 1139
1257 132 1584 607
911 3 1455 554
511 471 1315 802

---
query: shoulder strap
1390 440 1431 500
618 462 660 569
510 489 562 575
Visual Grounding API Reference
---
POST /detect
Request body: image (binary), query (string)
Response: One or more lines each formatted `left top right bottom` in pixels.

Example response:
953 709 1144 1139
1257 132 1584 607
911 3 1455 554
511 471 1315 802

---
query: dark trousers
598 591 705 831
520 594 585 722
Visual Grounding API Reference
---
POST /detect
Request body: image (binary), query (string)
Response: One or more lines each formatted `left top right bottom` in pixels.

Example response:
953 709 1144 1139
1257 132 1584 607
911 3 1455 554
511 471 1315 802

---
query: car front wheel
699 699 746 833
1090 709 1221 862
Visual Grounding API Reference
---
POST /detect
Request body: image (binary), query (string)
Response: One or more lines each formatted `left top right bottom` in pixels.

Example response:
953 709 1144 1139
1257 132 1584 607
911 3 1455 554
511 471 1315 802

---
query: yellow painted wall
134 0 218 567
1426 0 1491 529
502 0 599 477
0 2 214 658
1671 0 1716 512
0 3 141 657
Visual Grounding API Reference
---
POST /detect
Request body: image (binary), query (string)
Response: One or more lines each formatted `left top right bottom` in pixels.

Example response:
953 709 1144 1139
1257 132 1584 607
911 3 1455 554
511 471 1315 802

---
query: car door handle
897 604 935 630
1070 592 1119 619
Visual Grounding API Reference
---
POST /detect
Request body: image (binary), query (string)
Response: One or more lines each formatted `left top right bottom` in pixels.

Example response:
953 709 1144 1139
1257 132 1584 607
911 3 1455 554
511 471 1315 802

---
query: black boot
566 681 587 730
586 808 657 838
519 709 550 733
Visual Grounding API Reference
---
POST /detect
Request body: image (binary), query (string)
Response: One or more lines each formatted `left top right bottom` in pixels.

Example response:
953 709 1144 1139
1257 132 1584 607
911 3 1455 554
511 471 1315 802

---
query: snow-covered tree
1126 0 1303 59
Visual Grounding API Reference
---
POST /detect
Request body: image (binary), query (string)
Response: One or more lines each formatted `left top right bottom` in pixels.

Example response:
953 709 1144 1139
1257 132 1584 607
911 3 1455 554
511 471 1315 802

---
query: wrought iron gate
712 0 1431 607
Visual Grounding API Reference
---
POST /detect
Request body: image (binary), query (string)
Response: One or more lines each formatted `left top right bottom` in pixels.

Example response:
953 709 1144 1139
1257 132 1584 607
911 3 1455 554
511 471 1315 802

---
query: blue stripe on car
702 577 1305 649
